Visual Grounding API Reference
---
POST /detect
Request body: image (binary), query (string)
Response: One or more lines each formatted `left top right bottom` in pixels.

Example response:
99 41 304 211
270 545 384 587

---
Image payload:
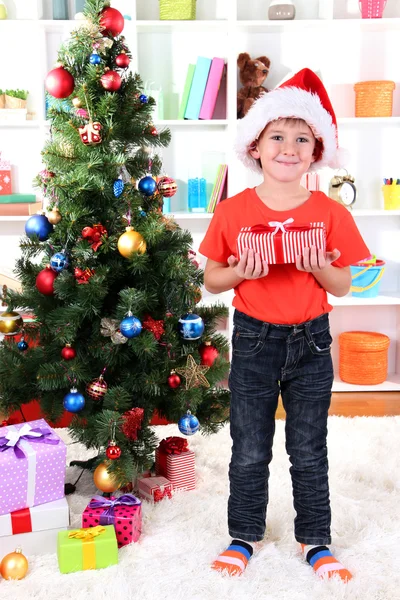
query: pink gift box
0 154 12 195
138 476 173 503
0 419 67 516
237 219 326 265
155 437 196 491
82 494 141 548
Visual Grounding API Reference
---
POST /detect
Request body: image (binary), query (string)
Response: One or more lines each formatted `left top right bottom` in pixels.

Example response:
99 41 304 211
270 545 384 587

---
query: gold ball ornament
72 97 82 108
93 462 119 493
0 548 29 580
47 207 62 225
0 311 23 336
117 227 146 259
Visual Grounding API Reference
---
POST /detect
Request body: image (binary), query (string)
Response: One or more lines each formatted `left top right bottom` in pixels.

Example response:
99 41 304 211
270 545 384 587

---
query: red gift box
0 154 12 195
82 494 141 548
137 475 173 502
237 218 326 265
155 436 196 491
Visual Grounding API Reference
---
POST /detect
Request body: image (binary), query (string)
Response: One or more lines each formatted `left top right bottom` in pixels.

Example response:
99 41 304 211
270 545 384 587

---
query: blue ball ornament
25 214 54 241
139 94 148 103
120 314 142 338
17 339 28 351
178 411 200 436
113 178 124 198
63 388 85 413
50 251 69 273
178 313 205 341
89 52 101 65
138 176 157 197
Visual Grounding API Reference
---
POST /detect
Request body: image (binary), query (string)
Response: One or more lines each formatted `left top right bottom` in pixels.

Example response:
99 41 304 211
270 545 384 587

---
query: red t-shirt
199 187 370 325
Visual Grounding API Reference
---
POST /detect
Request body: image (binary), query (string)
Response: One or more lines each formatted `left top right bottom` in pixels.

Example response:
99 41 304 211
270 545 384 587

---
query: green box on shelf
0 194 36 204
159 0 196 20
57 525 118 574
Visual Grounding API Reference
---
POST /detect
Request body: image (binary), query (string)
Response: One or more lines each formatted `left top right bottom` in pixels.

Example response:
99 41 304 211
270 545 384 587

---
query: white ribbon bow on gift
5 423 42 448
268 218 294 234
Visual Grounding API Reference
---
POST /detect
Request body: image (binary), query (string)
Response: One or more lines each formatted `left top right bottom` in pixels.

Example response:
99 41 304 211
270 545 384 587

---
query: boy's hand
228 248 269 280
296 246 341 272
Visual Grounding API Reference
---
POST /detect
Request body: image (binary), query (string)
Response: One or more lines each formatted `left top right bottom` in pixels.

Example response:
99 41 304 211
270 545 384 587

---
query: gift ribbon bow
153 488 172 502
249 220 323 235
100 317 128 345
87 494 141 525
0 423 59 459
68 525 106 541
158 436 188 455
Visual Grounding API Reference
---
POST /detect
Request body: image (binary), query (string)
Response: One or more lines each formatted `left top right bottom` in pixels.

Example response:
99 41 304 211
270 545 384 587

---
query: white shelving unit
0 0 400 392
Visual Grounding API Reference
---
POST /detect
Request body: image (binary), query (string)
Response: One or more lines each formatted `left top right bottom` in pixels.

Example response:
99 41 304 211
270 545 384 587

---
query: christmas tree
0 0 229 490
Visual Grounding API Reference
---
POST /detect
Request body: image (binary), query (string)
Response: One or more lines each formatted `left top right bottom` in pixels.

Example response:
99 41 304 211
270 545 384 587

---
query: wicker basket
159 0 196 20
359 0 387 18
0 94 4 109
339 331 390 385
5 95 27 109
354 81 395 117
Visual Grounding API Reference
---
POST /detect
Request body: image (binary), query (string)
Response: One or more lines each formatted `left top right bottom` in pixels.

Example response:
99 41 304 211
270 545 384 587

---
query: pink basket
359 0 387 18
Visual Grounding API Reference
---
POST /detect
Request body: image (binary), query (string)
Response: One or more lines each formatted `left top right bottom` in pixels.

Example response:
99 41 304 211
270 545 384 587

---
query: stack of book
179 57 226 120
207 164 228 212
0 194 41 216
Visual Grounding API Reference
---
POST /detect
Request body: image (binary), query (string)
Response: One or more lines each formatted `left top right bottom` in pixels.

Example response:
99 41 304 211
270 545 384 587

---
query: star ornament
176 354 210 390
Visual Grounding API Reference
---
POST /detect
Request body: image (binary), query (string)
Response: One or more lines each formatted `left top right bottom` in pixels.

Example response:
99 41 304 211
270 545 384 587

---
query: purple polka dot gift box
0 419 67 516
82 494 142 548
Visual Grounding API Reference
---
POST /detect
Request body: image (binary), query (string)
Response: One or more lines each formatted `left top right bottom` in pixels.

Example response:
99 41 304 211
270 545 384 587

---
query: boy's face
249 119 317 184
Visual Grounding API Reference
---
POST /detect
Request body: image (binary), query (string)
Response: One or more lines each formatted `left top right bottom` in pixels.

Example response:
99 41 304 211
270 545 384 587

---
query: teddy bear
237 52 271 119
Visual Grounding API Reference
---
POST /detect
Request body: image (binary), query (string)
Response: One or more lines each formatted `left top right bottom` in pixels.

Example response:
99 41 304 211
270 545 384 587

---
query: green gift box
57 525 118 574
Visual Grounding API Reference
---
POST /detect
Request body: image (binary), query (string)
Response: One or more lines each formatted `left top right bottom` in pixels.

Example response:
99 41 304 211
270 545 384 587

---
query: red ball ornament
157 177 177 198
61 344 76 360
36 266 57 295
45 66 75 99
168 371 181 389
115 52 130 68
100 70 122 92
86 375 108 400
150 126 158 136
100 7 125 37
199 341 219 367
106 441 122 460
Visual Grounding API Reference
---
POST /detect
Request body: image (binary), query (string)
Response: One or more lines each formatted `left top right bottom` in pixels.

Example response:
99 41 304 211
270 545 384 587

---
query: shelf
0 121 41 128
329 293 400 306
338 117 400 125
235 17 400 33
0 216 29 222
136 20 228 33
351 209 400 216
155 120 228 127
165 212 213 219
332 374 400 392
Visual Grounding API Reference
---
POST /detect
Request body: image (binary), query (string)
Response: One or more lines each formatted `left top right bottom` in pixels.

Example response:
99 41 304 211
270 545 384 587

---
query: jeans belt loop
260 322 269 341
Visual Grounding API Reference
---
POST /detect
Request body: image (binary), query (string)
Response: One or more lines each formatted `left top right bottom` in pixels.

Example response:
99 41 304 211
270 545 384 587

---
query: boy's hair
250 117 323 169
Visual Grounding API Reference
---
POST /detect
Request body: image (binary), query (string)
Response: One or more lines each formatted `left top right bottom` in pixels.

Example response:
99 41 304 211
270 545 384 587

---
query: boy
199 69 369 581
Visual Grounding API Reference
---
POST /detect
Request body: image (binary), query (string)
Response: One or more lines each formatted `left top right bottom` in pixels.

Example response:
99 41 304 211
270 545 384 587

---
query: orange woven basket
354 81 395 117
339 331 390 385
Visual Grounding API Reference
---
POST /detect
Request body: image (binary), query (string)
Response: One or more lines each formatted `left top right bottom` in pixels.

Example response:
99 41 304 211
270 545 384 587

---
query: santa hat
236 68 345 173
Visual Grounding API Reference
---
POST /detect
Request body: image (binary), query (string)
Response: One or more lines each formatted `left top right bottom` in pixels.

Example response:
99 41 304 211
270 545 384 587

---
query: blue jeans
228 309 334 545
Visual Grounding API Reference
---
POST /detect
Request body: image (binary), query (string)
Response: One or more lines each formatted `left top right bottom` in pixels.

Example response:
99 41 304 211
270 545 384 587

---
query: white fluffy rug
1 416 400 600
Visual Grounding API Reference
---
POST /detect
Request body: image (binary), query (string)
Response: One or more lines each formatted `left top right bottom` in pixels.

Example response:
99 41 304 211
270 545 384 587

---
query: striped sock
301 544 353 582
211 539 254 576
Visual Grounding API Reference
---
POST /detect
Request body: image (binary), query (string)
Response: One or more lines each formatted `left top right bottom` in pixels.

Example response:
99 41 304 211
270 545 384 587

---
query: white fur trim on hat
235 86 344 173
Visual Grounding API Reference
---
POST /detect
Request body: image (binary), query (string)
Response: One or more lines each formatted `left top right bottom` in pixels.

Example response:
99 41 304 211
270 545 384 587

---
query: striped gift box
237 218 326 265
155 443 196 492
137 476 173 503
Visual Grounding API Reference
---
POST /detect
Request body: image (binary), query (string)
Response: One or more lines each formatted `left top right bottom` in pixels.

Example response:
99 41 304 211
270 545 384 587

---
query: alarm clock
329 171 357 208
